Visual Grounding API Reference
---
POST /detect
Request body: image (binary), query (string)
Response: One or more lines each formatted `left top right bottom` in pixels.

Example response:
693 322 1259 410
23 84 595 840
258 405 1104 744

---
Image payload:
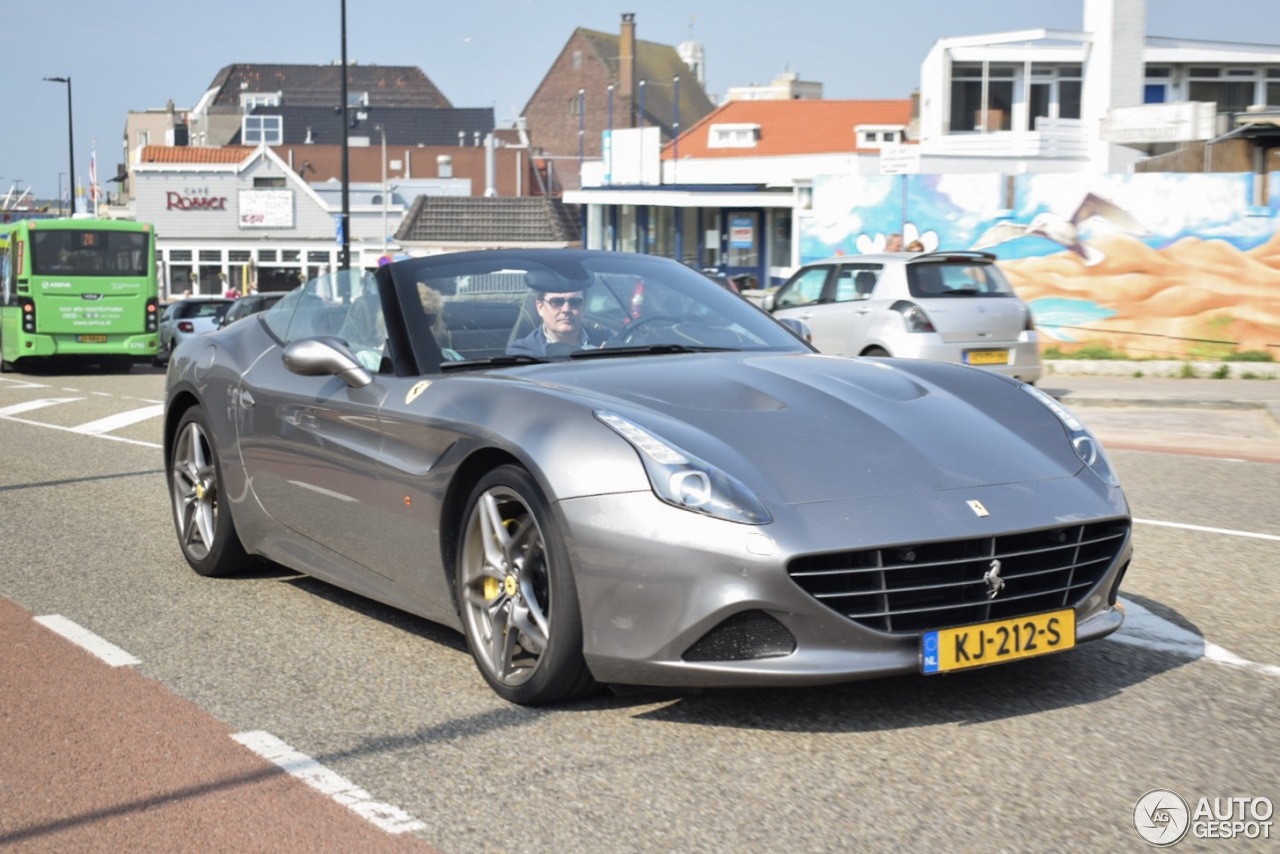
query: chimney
619 13 637 127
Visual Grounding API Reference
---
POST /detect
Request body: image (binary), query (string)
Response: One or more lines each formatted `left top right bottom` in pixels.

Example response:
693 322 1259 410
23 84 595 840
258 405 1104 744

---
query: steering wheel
617 313 681 344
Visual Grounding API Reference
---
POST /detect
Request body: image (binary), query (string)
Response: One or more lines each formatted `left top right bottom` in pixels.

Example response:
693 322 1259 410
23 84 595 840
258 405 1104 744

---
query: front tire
456 465 598 704
168 405 249 577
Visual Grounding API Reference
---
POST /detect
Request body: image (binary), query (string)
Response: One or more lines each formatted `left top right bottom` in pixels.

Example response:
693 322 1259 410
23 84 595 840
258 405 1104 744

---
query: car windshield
383 250 811 372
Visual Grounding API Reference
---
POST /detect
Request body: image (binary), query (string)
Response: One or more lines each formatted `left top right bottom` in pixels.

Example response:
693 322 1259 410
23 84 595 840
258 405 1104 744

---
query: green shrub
1224 350 1275 363
1210 364 1231 379
1042 344 1127 360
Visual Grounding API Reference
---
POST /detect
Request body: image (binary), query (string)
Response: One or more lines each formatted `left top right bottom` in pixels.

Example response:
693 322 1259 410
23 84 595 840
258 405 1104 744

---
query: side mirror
282 336 373 388
775 317 813 344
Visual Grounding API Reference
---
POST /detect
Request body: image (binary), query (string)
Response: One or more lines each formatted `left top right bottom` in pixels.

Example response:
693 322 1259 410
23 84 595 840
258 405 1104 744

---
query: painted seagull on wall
971 192 1148 265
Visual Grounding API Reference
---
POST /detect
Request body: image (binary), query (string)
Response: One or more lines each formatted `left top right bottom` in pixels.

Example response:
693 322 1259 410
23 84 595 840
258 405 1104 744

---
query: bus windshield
30 229 150 277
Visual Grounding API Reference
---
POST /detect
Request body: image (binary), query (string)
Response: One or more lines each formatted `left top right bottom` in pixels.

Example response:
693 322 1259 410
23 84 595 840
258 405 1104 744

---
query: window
774 267 830 309
199 250 222 263
253 176 286 188
833 266 880 302
708 123 761 148
240 92 281 109
136 129 149 149
949 64 1014 132
243 115 283 145
856 125 904 147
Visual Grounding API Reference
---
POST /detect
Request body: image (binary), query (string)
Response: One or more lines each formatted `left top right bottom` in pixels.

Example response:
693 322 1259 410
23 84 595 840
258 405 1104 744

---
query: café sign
167 187 228 211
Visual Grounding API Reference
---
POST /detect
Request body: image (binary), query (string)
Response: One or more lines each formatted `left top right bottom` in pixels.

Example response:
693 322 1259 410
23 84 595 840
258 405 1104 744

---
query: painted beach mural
801 172 1280 359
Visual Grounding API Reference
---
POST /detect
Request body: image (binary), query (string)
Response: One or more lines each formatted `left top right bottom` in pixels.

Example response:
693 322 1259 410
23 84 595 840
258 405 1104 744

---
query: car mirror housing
282 337 373 388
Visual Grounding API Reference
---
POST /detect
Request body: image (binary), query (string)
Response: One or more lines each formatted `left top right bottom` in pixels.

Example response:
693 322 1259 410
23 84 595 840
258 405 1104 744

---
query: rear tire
456 465 599 705
168 405 250 577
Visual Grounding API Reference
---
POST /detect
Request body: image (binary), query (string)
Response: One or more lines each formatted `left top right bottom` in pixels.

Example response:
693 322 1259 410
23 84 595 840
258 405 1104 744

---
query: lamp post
57 173 65 216
339 0 351 271
43 76 76 216
376 124 388 257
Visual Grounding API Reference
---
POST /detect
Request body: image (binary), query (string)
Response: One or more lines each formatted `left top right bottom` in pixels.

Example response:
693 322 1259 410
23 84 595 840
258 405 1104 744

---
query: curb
1043 359 1280 380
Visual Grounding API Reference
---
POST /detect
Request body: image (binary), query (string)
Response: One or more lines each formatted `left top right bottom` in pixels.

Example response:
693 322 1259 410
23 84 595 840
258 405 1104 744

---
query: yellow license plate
965 349 1009 365
922 609 1074 674
77 334 109 343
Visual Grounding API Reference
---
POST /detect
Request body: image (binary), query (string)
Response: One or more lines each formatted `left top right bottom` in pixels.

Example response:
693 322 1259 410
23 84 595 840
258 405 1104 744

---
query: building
521 12 717 192
568 98 911 287
568 0 1280 290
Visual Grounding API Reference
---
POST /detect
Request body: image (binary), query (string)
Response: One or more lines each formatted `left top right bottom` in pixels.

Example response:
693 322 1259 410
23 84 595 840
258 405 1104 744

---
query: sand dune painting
803 171 1280 359
1000 229 1280 358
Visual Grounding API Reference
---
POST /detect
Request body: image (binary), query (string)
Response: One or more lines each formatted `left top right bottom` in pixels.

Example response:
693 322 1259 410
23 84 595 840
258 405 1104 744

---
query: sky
4 0 1276 201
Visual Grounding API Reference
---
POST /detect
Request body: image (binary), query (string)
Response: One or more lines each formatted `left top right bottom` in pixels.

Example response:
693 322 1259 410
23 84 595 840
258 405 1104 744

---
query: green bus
0 217 160 372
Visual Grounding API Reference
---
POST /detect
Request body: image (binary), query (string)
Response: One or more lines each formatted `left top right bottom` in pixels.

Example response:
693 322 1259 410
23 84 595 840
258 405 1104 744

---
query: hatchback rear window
907 263 1016 299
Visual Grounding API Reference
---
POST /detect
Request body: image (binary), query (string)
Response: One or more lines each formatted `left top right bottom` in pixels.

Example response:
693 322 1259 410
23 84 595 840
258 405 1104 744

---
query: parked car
164 250 1128 705
770 251 1041 383
156 297 234 364
219 292 285 328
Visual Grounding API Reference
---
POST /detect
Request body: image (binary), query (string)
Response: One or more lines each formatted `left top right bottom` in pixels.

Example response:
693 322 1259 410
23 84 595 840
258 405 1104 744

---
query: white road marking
1134 517 1280 542
1109 598 1280 678
0 377 51 390
0 413 160 448
72 404 165 435
232 731 428 835
33 615 141 667
0 397 84 416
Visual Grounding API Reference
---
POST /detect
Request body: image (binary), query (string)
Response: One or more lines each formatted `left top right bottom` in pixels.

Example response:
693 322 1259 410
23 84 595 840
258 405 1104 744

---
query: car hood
507 352 1085 505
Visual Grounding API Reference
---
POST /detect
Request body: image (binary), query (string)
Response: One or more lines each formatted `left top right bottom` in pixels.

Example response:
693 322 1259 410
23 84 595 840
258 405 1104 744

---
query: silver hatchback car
770 251 1040 383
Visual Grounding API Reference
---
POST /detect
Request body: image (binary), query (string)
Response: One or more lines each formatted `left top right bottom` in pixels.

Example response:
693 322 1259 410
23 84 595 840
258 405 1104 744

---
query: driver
507 290 610 356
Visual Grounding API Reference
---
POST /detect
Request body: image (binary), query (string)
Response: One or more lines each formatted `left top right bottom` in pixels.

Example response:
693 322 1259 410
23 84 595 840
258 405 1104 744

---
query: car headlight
1022 384 1120 487
595 411 772 524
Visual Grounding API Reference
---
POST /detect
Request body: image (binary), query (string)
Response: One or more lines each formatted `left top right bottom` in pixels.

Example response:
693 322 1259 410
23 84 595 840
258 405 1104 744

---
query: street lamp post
339 0 351 271
57 173 65 216
43 76 76 216
376 125 387 257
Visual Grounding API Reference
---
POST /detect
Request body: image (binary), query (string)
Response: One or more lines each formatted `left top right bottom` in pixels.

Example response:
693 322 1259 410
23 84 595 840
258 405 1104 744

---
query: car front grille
787 519 1129 634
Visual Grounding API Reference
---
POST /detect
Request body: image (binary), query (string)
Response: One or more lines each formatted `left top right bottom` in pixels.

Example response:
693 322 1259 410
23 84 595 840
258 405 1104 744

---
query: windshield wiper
440 353 548 371
571 343 735 359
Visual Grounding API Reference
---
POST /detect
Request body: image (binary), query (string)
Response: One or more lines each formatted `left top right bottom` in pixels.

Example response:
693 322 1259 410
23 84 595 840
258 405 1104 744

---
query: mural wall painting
803 172 1280 360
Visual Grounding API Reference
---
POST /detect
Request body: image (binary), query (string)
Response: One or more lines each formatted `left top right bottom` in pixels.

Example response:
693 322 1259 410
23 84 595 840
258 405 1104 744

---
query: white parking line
1134 517 1280 542
33 615 141 667
0 397 85 417
1111 598 1280 678
232 731 427 835
0 413 161 448
72 404 165 435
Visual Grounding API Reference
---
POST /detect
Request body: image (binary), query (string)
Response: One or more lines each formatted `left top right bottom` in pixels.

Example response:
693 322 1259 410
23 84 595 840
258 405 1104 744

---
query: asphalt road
1 365 1277 852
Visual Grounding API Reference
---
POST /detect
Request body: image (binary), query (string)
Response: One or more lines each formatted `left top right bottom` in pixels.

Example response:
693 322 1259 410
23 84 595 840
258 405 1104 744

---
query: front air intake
682 610 797 662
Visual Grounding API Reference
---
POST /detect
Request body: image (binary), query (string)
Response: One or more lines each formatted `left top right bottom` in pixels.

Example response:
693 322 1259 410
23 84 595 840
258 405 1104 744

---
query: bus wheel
168 406 250 577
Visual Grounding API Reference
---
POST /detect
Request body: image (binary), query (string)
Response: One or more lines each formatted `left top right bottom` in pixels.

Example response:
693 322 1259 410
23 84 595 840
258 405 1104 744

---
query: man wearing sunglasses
508 290 610 357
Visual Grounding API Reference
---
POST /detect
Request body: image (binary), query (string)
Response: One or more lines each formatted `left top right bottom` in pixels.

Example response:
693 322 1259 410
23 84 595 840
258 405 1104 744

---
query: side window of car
774 267 829 309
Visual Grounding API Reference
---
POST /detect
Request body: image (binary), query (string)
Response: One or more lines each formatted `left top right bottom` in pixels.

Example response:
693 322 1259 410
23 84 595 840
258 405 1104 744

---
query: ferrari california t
164 249 1131 704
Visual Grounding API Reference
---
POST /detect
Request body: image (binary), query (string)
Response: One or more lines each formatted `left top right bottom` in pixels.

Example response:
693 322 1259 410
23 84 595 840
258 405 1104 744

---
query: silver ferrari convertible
163 249 1132 704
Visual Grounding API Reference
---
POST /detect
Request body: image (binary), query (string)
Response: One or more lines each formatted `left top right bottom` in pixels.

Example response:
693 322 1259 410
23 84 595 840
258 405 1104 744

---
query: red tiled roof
138 146 257 164
667 99 913 158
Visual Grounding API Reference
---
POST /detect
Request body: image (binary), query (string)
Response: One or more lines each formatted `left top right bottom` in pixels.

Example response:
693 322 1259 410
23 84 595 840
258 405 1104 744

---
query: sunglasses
542 297 585 310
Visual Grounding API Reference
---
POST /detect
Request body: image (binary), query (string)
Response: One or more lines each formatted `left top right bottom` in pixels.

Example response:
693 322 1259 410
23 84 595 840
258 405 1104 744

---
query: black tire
456 465 598 705
168 405 250 577
862 346 890 357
